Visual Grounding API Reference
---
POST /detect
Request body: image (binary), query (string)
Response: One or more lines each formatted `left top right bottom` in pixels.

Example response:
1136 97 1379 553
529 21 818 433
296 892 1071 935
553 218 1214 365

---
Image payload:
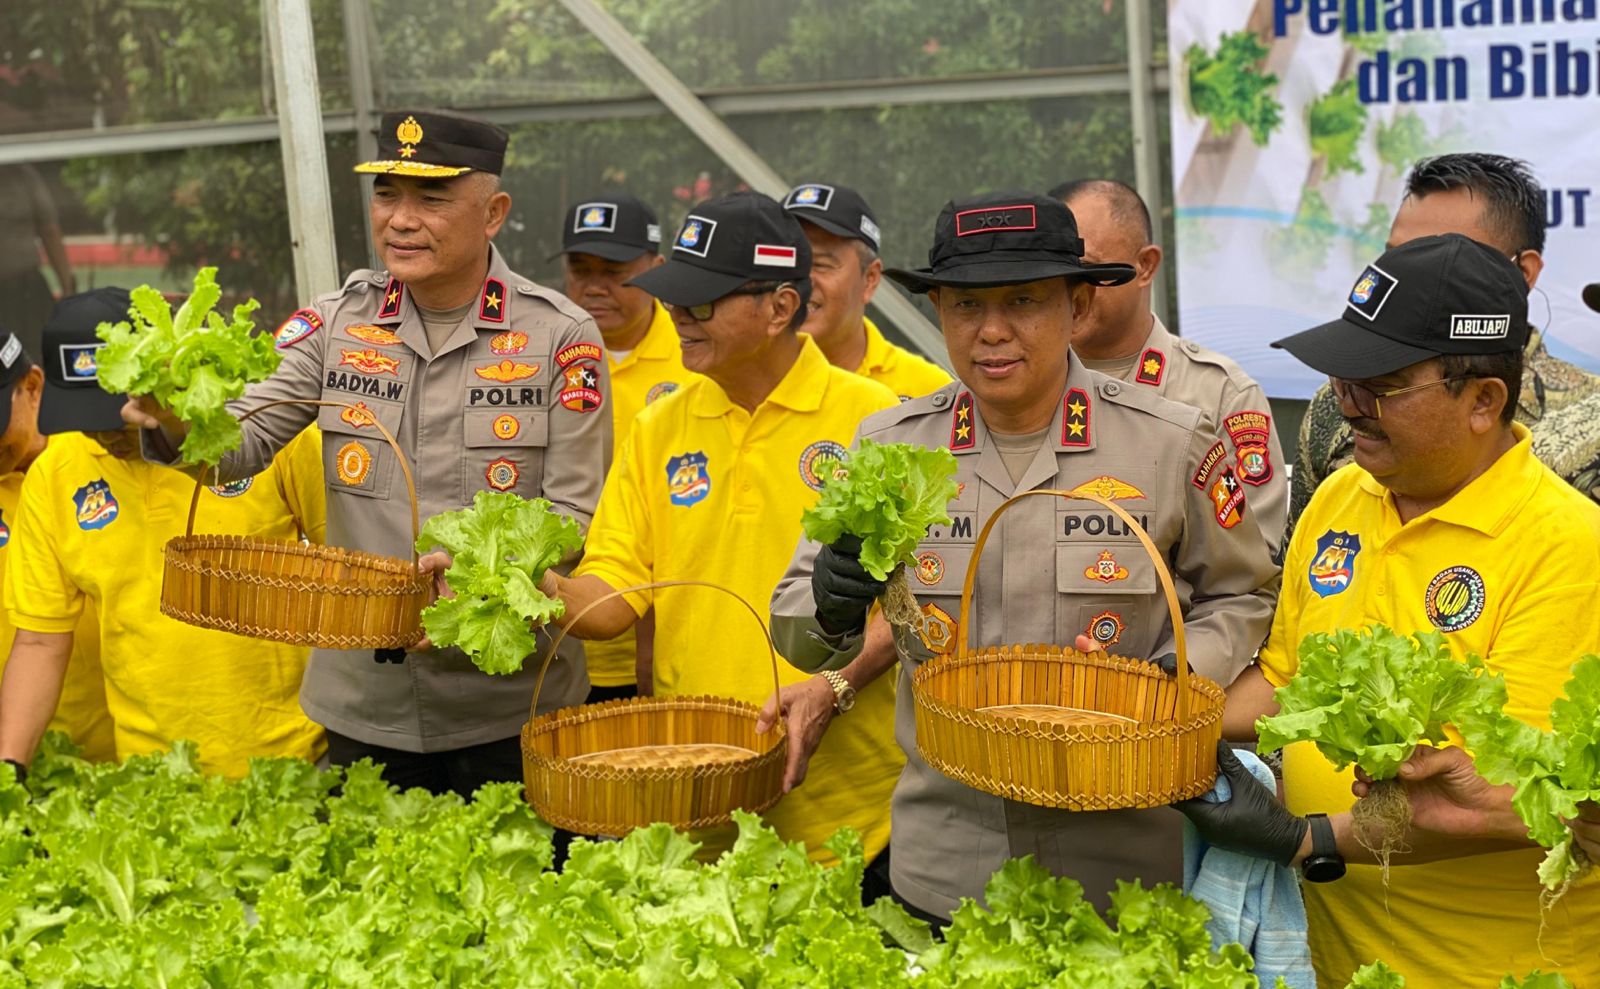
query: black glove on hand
1174 741 1308 867
1150 652 1182 676
2 758 26 787
812 535 886 636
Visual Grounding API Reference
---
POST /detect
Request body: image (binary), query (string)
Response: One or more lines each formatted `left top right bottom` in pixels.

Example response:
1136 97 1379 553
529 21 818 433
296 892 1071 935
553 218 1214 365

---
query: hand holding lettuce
415 492 582 675
94 266 282 465
801 440 958 630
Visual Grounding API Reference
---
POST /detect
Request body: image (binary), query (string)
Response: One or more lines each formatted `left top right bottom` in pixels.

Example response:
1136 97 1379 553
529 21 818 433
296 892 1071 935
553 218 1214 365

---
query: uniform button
931 393 950 410
1183 340 1200 354
1101 381 1121 397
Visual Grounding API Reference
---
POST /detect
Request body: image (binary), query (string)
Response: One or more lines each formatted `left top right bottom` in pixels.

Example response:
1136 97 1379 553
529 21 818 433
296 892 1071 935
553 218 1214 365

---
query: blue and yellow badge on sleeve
72 479 119 531
667 452 711 507
1308 529 1361 597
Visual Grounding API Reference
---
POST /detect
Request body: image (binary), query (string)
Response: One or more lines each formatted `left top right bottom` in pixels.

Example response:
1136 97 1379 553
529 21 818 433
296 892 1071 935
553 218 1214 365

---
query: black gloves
1150 652 1181 676
1173 741 1308 867
2 758 26 787
812 535 886 636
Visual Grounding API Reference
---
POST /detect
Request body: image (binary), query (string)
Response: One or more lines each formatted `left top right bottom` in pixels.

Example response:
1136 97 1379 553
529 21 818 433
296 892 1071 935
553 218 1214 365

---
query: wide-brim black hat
886 191 1134 294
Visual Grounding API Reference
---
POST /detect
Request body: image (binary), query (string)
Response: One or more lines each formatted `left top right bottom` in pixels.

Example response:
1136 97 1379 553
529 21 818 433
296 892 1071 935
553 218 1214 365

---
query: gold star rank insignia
950 391 976 451
379 277 403 319
1061 387 1091 447
478 277 507 322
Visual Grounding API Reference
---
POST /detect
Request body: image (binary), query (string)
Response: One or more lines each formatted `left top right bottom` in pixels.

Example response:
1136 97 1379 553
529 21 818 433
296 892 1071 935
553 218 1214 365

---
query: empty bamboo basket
522 580 787 836
161 399 429 649
912 489 1224 811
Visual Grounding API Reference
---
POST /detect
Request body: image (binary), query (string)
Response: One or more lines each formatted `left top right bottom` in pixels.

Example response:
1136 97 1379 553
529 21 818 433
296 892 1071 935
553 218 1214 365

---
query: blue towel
1182 749 1316 989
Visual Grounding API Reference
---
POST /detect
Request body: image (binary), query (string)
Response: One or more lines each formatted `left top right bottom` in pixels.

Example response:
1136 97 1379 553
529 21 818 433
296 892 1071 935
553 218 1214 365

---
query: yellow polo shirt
1259 424 1600 989
0 461 115 762
577 334 900 864
584 302 691 688
857 317 950 402
4 431 329 777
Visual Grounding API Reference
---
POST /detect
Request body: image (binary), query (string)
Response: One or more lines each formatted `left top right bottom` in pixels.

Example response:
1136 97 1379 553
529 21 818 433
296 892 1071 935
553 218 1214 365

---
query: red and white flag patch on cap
753 244 798 268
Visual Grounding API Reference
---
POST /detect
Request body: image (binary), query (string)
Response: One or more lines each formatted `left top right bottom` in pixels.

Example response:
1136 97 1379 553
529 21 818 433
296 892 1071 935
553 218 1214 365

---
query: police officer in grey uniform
1053 178 1287 558
127 110 611 796
769 192 1279 921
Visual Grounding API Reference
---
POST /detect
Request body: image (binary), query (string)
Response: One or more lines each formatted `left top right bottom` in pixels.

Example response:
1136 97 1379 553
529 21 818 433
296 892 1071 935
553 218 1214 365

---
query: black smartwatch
1300 812 1345 883
2 758 26 786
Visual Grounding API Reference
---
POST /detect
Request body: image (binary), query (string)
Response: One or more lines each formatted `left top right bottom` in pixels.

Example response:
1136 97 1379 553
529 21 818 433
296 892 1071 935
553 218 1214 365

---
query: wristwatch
819 670 856 713
1300 812 1346 883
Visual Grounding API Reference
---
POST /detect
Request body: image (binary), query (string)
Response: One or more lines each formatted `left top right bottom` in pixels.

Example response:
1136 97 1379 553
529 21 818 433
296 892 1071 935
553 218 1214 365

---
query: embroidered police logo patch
667 451 711 507
61 344 104 381
574 202 618 233
208 477 254 498
1345 264 1398 322
1086 610 1124 647
73 480 120 531
1308 530 1360 598
1425 566 1486 632
784 184 834 211
674 216 716 258
798 440 848 491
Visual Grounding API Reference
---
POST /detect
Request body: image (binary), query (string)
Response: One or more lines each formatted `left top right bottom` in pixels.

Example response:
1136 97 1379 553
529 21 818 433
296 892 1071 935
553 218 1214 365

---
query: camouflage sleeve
1289 382 1351 541
1530 392 1600 504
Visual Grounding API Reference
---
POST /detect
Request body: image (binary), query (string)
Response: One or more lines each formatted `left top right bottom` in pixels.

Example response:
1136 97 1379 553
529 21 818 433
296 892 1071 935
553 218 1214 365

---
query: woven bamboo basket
161 399 429 650
912 489 1224 811
521 580 787 836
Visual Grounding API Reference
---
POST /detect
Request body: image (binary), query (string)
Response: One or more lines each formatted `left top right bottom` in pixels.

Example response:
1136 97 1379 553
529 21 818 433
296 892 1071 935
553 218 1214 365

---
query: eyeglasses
1330 375 1470 419
678 281 788 322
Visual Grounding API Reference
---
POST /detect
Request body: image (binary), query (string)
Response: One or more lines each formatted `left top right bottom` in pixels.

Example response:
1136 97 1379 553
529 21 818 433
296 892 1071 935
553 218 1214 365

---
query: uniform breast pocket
463 408 548 498
1055 543 1158 654
894 542 974 667
317 403 403 502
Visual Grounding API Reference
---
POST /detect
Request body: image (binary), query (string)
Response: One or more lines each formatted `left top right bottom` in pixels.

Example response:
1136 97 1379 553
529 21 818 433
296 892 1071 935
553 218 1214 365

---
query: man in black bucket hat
768 191 1280 922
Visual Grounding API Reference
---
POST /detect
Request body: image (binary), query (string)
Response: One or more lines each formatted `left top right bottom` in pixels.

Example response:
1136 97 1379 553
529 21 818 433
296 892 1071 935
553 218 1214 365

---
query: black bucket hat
885 191 1135 294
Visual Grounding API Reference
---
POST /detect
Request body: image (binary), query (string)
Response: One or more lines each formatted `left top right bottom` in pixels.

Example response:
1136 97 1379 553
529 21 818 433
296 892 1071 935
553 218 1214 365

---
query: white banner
1167 0 1599 398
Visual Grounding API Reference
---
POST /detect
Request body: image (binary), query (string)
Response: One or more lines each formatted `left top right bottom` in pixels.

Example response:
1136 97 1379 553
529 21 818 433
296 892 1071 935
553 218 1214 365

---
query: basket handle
184 399 421 565
957 489 1190 720
530 580 784 721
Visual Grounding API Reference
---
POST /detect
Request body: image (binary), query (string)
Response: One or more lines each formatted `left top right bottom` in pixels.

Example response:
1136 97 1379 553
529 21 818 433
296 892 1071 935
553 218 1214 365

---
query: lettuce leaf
801 440 958 580
94 267 281 465
1256 626 1508 779
1458 654 1600 890
415 491 582 675
1345 960 1407 988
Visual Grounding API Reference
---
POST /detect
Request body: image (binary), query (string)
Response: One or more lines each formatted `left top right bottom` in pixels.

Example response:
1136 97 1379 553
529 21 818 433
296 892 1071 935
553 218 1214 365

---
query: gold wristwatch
819 670 856 713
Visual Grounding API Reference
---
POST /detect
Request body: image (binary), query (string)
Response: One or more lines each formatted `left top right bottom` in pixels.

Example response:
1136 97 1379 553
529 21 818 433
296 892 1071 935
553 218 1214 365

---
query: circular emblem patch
1086 610 1124 647
798 440 849 491
486 458 520 492
335 441 372 486
493 414 521 440
646 381 679 404
914 551 944 586
208 477 254 498
1425 566 1485 632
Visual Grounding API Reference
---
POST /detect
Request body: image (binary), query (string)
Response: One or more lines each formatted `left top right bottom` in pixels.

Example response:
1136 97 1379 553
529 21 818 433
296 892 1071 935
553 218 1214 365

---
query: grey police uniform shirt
144 244 612 752
1117 316 1288 560
771 360 1280 918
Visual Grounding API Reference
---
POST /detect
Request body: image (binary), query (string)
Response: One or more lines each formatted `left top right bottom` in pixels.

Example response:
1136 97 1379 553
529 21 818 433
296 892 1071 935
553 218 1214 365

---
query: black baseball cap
1272 234 1529 379
627 191 812 308
885 191 1135 294
552 194 661 262
38 287 132 435
353 109 508 178
0 330 34 436
782 182 882 252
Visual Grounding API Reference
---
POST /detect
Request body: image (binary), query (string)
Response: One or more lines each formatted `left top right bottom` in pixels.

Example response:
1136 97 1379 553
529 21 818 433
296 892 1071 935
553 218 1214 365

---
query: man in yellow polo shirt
1197 235 1600 988
544 191 900 869
0 296 328 777
556 194 687 701
0 307 113 766
782 182 950 401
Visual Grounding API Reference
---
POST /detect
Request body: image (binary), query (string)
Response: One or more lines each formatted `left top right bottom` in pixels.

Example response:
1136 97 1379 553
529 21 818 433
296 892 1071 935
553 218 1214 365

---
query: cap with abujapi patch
782 182 882 252
353 109 508 178
38 287 132 435
0 330 33 436
885 191 1135 294
627 191 812 309
552 194 662 262
1272 234 1529 379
